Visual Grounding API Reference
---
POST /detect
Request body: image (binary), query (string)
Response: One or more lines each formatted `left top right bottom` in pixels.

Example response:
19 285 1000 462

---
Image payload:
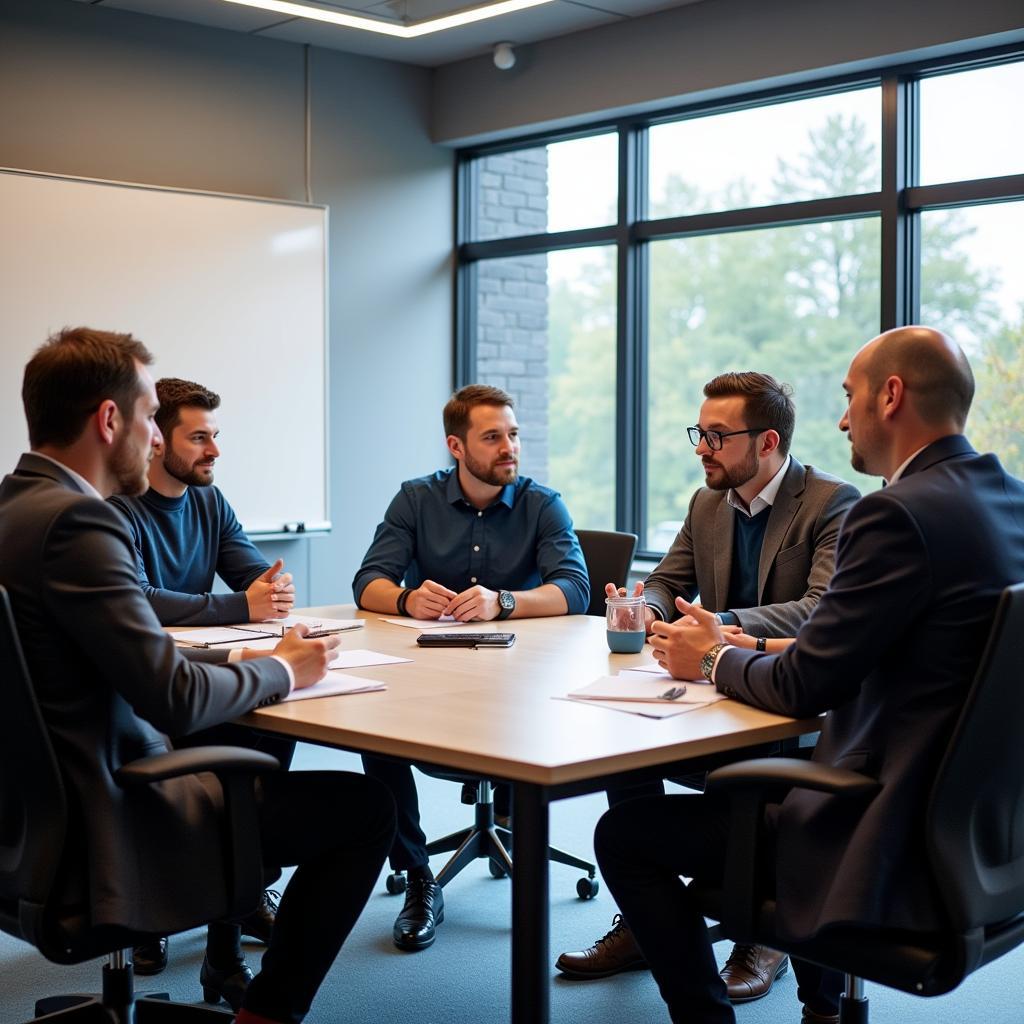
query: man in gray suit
557 371 859 1000
0 327 396 1022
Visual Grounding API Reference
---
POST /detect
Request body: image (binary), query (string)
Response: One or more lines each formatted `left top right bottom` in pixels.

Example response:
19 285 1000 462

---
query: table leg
511 782 549 1024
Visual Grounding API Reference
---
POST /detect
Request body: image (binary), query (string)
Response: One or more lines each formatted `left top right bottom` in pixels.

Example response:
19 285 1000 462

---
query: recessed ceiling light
221 0 554 38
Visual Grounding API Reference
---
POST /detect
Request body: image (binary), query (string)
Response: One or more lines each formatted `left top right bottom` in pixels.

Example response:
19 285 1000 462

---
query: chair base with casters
26 950 234 1022
384 780 599 899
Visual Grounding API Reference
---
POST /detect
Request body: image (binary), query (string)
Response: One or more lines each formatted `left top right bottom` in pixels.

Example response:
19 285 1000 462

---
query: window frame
455 43 1024 560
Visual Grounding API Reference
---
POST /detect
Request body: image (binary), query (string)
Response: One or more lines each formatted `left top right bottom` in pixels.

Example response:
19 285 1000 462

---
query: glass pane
649 88 881 218
921 200 1024 478
920 61 1024 185
473 247 617 530
646 219 880 552
471 133 618 241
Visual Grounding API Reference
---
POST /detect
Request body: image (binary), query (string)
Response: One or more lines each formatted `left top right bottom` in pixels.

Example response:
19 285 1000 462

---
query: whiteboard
0 168 329 535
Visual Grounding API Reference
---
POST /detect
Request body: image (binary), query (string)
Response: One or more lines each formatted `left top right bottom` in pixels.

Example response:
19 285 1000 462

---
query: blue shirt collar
444 466 516 510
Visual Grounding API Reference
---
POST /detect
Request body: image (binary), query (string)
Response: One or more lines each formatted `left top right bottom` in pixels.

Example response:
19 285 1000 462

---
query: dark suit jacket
645 458 860 637
0 454 291 934
716 435 1024 942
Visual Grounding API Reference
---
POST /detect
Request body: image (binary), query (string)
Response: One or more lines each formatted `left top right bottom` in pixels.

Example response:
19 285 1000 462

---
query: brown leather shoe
720 943 789 1002
555 915 648 979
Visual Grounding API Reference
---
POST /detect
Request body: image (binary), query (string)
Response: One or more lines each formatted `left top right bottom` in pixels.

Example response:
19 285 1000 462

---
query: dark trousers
595 793 843 1024
241 770 396 1024
362 753 509 872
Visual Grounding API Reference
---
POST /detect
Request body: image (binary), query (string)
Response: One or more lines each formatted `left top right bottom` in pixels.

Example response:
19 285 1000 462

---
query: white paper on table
567 675 725 705
328 649 412 670
380 616 476 629
173 626 278 647
621 660 670 675
552 696 693 719
280 671 386 702
253 614 365 634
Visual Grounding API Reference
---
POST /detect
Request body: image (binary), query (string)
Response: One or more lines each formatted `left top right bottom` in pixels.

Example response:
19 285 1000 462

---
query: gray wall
432 0 1024 144
0 0 453 606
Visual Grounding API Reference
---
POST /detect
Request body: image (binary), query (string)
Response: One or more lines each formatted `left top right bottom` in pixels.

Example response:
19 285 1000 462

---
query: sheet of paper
620 660 670 675
173 626 277 646
253 614 365 634
380 616 476 629
552 696 694 719
280 671 386 702
328 649 412 670
568 674 724 705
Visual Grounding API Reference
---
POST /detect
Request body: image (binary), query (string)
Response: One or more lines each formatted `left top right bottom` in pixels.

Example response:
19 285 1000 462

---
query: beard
462 448 518 487
701 440 759 492
163 447 215 487
110 433 150 496
849 445 867 473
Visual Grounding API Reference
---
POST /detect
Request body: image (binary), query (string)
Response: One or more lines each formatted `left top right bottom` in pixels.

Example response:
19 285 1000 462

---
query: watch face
499 590 515 610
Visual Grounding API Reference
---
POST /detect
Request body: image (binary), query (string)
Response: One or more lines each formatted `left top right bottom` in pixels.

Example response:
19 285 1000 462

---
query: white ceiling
70 0 707 67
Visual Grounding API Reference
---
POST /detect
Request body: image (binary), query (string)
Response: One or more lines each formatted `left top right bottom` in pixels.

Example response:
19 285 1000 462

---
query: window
458 51 1024 556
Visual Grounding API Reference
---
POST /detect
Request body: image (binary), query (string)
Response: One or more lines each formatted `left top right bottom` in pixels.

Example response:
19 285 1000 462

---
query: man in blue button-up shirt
353 383 589 952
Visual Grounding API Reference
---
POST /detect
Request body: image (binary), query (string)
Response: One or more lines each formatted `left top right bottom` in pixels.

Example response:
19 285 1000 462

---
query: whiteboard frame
1 166 331 536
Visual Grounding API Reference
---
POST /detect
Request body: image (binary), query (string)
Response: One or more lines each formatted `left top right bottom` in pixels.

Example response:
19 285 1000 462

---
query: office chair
0 585 280 1023
694 582 1024 1023
575 529 639 616
382 532 639 899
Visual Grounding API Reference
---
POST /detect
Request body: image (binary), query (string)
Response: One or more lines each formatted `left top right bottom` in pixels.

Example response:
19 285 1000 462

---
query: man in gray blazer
557 371 859 1000
0 327 396 1022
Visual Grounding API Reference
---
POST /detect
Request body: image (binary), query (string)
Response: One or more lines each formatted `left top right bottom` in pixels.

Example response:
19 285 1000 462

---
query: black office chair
695 582 1024 1023
575 529 639 616
0 585 280 1023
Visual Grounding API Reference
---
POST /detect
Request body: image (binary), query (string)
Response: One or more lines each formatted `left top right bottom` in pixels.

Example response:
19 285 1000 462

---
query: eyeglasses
686 426 769 451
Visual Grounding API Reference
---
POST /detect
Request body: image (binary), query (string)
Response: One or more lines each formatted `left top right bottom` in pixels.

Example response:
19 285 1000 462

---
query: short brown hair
22 326 153 448
154 378 221 439
443 384 514 440
703 371 796 455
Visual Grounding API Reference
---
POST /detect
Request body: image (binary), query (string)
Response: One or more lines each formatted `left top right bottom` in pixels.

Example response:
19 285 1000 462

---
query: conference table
238 607 820 1024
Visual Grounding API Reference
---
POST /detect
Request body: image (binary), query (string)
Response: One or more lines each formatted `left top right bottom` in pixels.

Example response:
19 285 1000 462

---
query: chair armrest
114 745 280 786
706 757 881 799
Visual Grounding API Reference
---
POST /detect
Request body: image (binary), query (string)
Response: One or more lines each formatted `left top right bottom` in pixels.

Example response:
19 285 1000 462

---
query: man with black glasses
556 371 859 1003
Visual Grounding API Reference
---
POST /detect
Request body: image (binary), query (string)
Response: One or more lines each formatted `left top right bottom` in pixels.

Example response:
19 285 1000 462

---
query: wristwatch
496 590 516 620
700 642 729 681
755 637 767 652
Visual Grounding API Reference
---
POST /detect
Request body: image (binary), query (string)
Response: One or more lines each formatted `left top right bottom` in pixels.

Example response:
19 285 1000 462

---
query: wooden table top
239 606 819 788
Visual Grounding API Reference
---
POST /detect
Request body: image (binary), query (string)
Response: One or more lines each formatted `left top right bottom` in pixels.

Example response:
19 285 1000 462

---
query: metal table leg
511 781 549 1024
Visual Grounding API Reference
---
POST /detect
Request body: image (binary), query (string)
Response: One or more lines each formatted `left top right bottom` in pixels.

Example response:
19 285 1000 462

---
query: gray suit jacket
644 458 859 637
0 454 290 934
717 436 1024 941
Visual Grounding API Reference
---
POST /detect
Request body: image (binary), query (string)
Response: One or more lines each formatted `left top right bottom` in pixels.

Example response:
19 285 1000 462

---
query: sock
407 864 434 883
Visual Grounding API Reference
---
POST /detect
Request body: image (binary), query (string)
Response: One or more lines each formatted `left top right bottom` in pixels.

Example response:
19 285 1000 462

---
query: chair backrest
575 530 638 616
0 586 71 952
927 583 1024 932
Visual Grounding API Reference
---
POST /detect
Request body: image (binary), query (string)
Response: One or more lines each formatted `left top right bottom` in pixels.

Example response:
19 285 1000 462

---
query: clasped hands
407 579 503 621
605 582 725 680
246 558 296 619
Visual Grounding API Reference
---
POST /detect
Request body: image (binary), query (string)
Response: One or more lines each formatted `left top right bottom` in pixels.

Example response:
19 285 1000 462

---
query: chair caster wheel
385 871 407 895
489 858 509 879
577 876 599 899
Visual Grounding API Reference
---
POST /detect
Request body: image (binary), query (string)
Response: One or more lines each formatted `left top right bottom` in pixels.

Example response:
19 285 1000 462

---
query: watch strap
700 642 729 681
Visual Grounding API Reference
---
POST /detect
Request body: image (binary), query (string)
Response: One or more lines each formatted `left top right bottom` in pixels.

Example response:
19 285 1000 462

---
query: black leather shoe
200 955 254 1011
132 937 168 976
240 888 279 945
720 943 789 1002
392 877 444 951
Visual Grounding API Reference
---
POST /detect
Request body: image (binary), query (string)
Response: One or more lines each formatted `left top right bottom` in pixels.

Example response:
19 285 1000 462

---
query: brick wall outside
474 148 550 483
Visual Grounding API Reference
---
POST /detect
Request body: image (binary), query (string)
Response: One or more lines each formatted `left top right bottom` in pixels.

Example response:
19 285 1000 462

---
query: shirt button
478 511 483 517
473 545 480 552
471 577 477 583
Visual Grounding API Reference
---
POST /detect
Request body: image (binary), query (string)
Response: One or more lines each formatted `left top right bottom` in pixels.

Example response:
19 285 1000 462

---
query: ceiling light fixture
221 0 555 38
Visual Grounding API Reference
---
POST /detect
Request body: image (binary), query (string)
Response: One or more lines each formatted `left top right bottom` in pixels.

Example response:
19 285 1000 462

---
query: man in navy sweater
111 377 296 972
110 377 294 627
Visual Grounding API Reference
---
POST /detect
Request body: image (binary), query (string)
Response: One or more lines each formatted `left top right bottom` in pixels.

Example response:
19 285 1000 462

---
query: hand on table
273 624 342 689
407 580 458 619
444 585 500 622
246 559 295 620
648 597 725 679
